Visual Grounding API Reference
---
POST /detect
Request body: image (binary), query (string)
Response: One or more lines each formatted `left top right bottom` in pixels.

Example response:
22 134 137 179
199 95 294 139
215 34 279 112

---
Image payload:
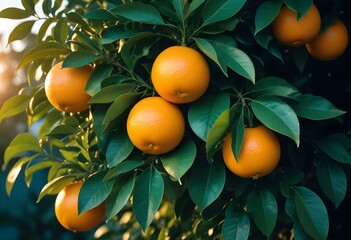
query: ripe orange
55 182 105 232
151 46 210 104
272 4 321 46
45 61 93 113
306 19 349 61
222 126 281 179
126 96 185 155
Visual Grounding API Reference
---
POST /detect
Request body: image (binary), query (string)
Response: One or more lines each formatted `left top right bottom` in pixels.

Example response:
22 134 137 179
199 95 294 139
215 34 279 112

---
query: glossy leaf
188 160 226 212
84 9 117 20
78 171 114 214
293 186 329 240
90 84 137 104
255 0 283 34
317 135 351 165
249 77 300 98
104 159 143 181
188 94 230 141
246 187 278 237
85 63 114 96
291 94 345 120
133 166 164 231
6 157 32 196
105 174 135 220
231 105 244 160
0 95 31 122
251 96 300 146
105 129 134 168
37 175 76 202
317 159 347 208
202 0 246 26
222 203 250 240
101 26 140 44
172 0 184 26
186 0 206 17
7 20 35 45
62 51 103 68
161 139 196 183
284 0 313 19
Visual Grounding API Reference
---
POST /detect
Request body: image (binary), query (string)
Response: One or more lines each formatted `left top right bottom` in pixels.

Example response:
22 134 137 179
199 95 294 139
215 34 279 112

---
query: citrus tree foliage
0 0 349 239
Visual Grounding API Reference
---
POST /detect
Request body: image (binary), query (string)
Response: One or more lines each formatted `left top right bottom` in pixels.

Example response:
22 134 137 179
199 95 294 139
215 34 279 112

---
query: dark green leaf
188 94 230 141
84 9 117 20
202 0 246 26
105 129 134 168
66 12 94 33
85 63 114 96
105 174 135 220
62 51 103 68
104 159 143 181
317 159 347 208
186 0 206 17
42 0 53 16
78 171 114 214
284 0 313 19
6 157 32 196
90 84 137 104
231 105 244 160
291 94 345 120
0 7 32 19
54 18 68 44
103 92 141 124
161 139 196 183
37 175 76 202
249 77 300 98
101 26 140 44
112 2 166 25
317 136 351 165
254 31 283 62
251 96 300 146
222 203 250 240
293 186 329 240
293 46 309 73
7 20 35 45
189 160 226 212
172 0 185 26
133 166 164 231
0 95 31 122
246 187 278 237
255 0 283 34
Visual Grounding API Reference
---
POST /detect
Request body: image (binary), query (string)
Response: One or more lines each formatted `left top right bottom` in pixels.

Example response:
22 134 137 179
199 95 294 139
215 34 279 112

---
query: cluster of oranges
272 3 349 60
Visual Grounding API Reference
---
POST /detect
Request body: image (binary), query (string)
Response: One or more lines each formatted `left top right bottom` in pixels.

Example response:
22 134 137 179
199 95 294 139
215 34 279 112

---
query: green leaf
105 174 135 221
231 105 244 160
37 175 76 202
133 166 164 231
85 63 114 96
0 7 32 19
213 42 255 82
285 196 314 240
3 133 41 170
7 20 35 45
251 96 300 146
206 106 239 160
6 157 32 196
317 159 347 208
202 0 246 26
54 18 69 44
90 84 137 104
291 94 345 120
161 139 196 183
42 0 53 16
0 95 31 122
66 12 94 33
112 2 166 25
21 0 36 13
246 187 278 237
317 135 351 165
222 203 250 240
284 0 313 19
17 41 69 69
172 0 184 26
186 0 206 17
188 94 230 141
104 159 143 181
103 92 141 124
101 26 140 44
293 186 329 240
105 129 134 168
62 51 103 68
84 9 117 20
293 46 309 73
255 0 283 35
249 77 300 98
78 171 114 214
188 160 226 212
254 31 283 62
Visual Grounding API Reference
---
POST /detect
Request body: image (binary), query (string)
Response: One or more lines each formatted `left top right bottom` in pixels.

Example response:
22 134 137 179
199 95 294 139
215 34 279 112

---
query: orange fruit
306 19 349 60
126 96 185 154
55 182 105 232
272 4 321 46
45 61 93 113
151 46 210 104
222 126 281 179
